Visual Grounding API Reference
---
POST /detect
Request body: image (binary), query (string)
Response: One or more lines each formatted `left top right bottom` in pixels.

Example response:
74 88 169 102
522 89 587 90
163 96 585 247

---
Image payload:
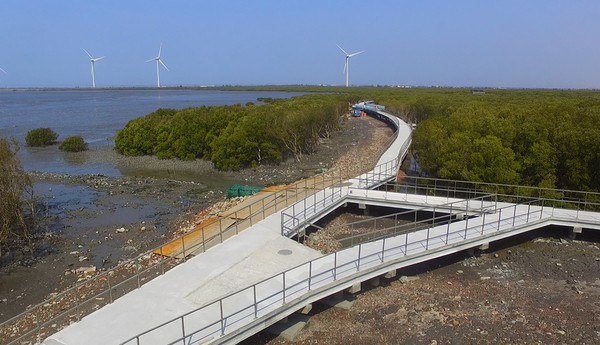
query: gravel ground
0 113 394 342
243 222 600 344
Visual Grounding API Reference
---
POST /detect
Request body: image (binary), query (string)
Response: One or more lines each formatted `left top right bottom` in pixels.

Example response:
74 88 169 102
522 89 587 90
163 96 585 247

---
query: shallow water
0 89 303 176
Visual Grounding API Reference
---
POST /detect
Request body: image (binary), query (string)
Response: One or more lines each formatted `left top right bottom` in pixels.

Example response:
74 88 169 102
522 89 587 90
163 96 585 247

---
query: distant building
471 89 486 95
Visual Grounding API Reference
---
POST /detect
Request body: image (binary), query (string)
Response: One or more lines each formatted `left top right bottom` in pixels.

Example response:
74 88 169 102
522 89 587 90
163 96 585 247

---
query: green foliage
25 128 58 147
112 86 600 192
115 95 349 171
404 88 600 191
59 136 88 152
0 138 33 256
115 108 177 156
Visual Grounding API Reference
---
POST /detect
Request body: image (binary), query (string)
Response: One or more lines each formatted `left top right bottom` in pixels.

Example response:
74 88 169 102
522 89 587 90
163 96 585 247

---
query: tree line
115 87 600 193
115 95 351 170
396 89 600 192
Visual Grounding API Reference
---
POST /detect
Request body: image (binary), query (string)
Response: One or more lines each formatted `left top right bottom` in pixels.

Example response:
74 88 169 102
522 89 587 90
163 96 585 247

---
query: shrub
25 128 58 147
0 138 33 256
59 136 88 152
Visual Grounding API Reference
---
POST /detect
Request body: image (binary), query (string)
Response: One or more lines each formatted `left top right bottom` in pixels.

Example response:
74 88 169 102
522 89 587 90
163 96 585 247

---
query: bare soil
243 221 600 345
0 114 393 334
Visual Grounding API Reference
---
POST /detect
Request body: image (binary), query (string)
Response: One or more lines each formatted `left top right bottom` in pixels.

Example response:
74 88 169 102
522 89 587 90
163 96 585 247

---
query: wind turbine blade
159 59 169 71
145 58 155 63
343 59 347 74
0 67 6 74
83 48 93 59
336 44 348 55
348 50 365 57
158 43 162 58
95 56 105 61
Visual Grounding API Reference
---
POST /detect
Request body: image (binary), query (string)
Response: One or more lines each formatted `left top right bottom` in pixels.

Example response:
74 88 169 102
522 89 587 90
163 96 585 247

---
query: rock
480 276 491 280
75 266 97 275
116 227 127 233
140 226 147 231
556 262 562 267
456 270 463 274
399 276 420 284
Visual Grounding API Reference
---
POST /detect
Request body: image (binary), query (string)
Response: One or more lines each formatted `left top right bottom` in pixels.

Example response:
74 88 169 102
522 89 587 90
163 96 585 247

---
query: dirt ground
242 225 600 345
0 114 393 329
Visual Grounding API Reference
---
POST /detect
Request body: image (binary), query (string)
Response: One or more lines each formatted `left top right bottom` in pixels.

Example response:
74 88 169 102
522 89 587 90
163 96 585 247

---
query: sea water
0 89 302 176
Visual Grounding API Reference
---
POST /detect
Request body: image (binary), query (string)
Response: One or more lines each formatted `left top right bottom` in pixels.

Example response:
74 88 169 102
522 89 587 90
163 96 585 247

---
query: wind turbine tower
337 44 364 87
146 44 169 88
83 49 105 88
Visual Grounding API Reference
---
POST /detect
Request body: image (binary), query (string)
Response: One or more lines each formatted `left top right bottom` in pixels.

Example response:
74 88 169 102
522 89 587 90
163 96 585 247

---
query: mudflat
0 114 393 330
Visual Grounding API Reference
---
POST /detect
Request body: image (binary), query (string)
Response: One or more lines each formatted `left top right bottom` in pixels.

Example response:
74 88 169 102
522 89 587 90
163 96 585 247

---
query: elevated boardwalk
40 106 600 345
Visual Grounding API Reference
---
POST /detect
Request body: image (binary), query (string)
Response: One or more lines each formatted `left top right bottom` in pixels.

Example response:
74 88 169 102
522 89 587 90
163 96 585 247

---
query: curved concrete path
43 107 410 345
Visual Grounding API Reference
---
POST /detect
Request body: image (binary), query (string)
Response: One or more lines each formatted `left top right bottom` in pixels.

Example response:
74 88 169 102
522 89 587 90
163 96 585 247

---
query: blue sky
0 0 599 88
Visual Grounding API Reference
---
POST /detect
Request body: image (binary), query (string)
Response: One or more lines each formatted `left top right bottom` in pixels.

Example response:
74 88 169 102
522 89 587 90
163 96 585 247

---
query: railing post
283 272 286 304
219 299 225 336
249 206 253 226
136 261 141 288
357 244 361 271
426 225 430 250
513 204 517 227
108 272 113 303
253 285 258 319
481 212 486 235
181 237 187 261
180 317 186 345
497 208 502 231
308 261 312 291
381 237 386 262
527 203 531 222
159 247 165 275
75 286 81 321
202 225 206 253
333 252 337 280
446 203 453 244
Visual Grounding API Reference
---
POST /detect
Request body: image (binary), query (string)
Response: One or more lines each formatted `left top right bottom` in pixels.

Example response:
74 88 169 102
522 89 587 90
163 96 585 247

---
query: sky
0 0 599 89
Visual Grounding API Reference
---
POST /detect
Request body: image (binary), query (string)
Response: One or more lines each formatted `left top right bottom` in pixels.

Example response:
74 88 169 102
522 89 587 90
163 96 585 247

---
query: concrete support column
348 282 361 294
384 269 397 279
299 304 312 315
568 226 582 239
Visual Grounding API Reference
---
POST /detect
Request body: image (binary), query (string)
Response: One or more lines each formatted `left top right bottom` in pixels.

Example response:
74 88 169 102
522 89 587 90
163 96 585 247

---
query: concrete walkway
43 108 600 345
43 108 410 345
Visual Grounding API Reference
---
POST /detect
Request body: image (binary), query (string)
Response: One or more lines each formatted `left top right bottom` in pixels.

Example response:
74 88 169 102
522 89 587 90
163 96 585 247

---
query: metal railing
392 176 600 212
280 184 346 238
356 136 412 189
1 172 345 345
121 191 600 345
320 194 497 248
2 106 410 345
280 134 413 238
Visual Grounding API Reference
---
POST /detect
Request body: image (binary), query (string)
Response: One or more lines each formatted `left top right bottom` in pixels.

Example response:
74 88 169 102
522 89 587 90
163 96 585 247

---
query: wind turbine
337 44 364 87
146 44 169 88
83 49 105 88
